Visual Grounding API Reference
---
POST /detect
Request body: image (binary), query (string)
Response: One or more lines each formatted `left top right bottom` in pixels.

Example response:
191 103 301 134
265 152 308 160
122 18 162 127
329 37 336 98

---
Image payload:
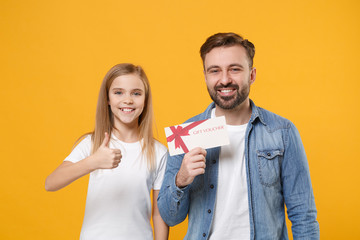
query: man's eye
230 68 241 72
209 69 219 74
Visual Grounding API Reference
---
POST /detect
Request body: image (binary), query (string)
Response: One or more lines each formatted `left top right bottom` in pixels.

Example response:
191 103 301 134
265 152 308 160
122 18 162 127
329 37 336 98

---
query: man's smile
217 88 236 96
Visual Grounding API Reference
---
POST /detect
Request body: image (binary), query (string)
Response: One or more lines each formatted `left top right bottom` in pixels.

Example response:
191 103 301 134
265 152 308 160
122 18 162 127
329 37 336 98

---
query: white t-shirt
209 109 250 240
64 134 168 240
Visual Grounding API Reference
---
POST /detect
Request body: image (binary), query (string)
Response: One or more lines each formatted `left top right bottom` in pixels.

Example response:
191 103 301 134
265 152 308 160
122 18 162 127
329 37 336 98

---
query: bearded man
158 32 320 240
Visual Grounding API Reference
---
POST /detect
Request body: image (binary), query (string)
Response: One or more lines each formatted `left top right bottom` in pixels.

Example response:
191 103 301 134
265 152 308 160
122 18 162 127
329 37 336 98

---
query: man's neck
214 98 252 125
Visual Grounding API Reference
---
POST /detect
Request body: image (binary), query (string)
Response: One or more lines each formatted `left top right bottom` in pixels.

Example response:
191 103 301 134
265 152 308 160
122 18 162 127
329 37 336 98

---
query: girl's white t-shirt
64 134 168 240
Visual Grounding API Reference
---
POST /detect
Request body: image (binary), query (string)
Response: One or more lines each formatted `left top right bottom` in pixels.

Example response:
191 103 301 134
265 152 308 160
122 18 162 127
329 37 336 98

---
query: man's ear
250 67 256 85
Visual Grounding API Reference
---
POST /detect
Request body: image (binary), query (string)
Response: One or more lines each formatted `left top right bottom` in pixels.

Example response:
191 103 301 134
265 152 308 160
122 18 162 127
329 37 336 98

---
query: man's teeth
220 89 232 93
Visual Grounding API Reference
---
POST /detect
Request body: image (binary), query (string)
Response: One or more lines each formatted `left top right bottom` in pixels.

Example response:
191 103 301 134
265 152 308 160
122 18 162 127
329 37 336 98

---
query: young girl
45 63 169 240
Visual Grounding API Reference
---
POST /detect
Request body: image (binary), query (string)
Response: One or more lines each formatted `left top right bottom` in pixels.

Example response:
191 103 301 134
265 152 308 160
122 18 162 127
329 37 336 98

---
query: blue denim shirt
158 100 319 240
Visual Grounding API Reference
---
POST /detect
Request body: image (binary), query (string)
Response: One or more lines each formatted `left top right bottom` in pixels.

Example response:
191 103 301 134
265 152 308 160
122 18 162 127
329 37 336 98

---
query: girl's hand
88 132 122 170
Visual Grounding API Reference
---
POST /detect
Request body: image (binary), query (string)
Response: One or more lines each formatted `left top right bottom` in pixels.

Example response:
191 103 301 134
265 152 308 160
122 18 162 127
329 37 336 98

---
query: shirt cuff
170 175 189 200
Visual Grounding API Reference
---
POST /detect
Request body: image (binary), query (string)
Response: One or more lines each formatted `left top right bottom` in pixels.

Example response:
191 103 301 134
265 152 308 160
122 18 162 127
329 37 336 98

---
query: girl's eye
133 92 142 96
114 91 123 95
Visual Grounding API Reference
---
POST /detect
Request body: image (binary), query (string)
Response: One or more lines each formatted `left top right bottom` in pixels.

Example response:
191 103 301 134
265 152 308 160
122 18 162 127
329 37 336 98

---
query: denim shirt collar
202 99 267 126
249 99 267 126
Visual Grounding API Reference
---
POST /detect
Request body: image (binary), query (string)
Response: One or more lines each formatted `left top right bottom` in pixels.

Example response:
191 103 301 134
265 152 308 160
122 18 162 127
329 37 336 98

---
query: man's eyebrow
206 65 220 72
206 63 245 72
229 63 244 68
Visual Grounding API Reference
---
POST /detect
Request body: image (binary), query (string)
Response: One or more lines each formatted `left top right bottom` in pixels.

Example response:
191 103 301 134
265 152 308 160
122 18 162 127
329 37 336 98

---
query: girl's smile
120 107 135 113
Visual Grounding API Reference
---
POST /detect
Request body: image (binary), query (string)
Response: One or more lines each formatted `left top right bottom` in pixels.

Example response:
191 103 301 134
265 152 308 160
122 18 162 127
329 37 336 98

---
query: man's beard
207 82 250 110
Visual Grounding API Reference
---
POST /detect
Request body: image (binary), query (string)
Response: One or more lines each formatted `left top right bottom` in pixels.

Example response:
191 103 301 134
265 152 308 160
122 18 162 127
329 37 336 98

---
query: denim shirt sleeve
157 152 190 226
282 122 320 239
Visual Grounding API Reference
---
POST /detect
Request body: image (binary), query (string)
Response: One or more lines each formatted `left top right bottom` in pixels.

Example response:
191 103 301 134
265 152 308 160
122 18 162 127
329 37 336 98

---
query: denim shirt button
177 201 180 206
208 209 211 213
212 159 216 164
210 184 214 189
203 233 206 237
267 152 271 156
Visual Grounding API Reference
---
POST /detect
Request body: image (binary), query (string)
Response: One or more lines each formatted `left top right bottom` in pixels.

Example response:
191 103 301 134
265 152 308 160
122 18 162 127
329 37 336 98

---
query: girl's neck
112 123 140 143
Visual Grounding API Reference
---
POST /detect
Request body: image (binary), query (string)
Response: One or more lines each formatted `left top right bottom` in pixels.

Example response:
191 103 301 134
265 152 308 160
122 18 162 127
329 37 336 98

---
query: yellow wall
1 0 359 239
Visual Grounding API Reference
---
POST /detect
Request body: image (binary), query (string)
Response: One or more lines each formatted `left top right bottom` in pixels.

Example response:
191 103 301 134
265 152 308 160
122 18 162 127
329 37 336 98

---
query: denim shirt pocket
256 149 284 187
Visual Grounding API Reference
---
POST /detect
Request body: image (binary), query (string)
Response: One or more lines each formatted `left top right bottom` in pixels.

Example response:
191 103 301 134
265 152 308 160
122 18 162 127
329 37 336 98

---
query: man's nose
220 71 231 85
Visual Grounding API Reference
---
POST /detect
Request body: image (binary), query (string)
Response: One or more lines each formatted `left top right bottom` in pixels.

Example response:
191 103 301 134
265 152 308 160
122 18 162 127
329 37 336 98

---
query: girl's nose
123 95 134 104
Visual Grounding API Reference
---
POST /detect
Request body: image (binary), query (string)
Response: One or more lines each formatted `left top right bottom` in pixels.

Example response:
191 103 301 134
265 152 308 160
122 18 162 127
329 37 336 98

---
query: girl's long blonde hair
91 63 155 169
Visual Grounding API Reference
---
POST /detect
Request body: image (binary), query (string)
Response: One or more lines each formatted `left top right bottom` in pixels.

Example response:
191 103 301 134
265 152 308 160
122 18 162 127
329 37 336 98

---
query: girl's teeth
122 108 133 112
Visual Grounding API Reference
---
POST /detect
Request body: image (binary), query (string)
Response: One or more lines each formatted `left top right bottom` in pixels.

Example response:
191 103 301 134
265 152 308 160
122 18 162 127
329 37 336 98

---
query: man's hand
175 147 207 188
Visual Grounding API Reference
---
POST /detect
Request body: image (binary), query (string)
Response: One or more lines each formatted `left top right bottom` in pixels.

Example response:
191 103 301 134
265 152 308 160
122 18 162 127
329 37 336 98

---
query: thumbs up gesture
89 132 122 170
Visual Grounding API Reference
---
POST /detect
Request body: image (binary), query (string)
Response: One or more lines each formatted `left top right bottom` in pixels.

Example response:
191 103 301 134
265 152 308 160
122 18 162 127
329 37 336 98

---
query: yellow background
1 0 359 239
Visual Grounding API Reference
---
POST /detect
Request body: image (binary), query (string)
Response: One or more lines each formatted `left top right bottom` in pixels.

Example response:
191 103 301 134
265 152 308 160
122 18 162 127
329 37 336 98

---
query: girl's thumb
101 132 110 147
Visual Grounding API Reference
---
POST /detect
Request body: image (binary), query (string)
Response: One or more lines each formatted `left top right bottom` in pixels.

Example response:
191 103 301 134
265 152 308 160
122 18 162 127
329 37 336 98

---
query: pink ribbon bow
167 120 206 153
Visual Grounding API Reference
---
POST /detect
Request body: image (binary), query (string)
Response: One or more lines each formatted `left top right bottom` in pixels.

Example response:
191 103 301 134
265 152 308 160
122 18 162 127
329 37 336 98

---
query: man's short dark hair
200 32 255 68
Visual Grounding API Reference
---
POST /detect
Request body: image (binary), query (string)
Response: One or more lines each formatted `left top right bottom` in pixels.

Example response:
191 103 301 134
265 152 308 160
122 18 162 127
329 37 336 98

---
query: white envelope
165 116 230 156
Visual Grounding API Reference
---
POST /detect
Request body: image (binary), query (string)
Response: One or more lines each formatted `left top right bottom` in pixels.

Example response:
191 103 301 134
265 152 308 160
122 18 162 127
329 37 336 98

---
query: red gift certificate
165 116 230 156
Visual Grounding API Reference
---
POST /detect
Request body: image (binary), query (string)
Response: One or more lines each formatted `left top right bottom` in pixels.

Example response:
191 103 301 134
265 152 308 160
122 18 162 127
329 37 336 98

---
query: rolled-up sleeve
157 152 191 226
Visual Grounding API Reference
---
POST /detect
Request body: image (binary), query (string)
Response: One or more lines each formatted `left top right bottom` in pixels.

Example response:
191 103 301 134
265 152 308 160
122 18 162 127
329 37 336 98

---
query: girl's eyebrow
132 88 144 92
111 87 144 92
